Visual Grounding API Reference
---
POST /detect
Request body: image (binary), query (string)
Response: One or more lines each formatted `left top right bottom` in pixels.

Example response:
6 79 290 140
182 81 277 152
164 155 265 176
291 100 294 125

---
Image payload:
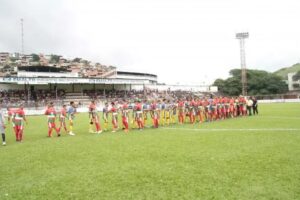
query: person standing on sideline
252 97 258 115
246 97 253 116
0 105 6 146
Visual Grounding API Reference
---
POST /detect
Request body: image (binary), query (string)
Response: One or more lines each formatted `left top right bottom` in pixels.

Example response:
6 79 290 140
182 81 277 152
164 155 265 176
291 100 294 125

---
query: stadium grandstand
0 53 217 111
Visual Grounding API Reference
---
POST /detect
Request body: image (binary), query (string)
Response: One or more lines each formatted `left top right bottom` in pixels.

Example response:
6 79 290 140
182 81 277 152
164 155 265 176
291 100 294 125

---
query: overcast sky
0 0 299 84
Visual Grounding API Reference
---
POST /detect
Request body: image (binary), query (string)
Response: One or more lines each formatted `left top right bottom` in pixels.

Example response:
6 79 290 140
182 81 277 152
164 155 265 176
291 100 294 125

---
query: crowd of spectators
0 90 27 103
0 89 66 108
84 89 202 103
31 89 66 101
0 88 211 109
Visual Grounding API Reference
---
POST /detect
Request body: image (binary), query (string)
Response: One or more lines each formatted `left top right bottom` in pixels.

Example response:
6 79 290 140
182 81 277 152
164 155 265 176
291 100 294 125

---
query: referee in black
252 97 258 115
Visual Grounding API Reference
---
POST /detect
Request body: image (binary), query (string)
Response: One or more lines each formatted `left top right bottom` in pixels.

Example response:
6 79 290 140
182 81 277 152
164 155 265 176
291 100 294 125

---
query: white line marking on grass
162 128 300 132
260 116 300 120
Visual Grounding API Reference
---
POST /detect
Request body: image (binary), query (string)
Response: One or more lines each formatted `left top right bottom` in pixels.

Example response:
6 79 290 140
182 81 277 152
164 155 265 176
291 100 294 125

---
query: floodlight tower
236 32 249 96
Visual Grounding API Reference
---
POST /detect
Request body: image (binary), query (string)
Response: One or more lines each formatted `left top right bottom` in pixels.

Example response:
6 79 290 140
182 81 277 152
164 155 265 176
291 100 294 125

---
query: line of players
87 95 253 134
1 96 254 145
2 101 76 144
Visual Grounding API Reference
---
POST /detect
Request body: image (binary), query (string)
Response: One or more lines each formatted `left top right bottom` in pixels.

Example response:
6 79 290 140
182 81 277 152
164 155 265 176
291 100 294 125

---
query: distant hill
274 63 300 79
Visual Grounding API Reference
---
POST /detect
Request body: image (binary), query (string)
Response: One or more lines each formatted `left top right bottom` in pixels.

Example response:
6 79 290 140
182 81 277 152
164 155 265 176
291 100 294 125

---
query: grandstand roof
117 71 157 78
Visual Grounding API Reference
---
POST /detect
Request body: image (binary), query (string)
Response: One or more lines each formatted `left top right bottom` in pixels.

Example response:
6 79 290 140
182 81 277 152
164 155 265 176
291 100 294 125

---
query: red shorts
15 125 23 131
48 122 56 128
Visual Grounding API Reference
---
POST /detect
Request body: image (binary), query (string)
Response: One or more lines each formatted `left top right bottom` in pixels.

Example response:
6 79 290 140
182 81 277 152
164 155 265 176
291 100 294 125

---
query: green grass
1 103 300 200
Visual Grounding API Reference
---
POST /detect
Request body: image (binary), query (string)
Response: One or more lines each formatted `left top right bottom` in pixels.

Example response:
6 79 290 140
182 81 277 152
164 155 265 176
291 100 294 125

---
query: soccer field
1 103 300 200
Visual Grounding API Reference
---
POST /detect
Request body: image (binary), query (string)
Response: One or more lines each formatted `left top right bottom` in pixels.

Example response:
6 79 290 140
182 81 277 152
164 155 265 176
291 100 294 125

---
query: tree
72 57 81 63
292 83 300 88
213 79 225 90
9 57 18 62
292 71 300 81
49 55 60 63
81 59 89 65
213 69 288 96
2 65 12 72
31 54 40 62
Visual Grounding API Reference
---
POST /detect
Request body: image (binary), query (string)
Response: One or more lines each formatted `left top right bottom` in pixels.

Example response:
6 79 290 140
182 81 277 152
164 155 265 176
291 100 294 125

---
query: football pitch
1 103 300 200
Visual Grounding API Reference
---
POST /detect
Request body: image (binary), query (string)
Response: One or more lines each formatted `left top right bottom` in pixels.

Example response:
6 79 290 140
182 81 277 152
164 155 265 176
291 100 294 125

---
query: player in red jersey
197 98 204 123
58 105 68 134
177 99 185 124
188 98 196 124
150 100 159 128
135 100 144 130
221 96 228 119
13 105 27 142
216 97 223 120
212 98 219 121
202 98 209 122
88 100 102 134
229 97 235 118
224 97 230 118
121 100 129 133
238 96 247 116
110 102 119 132
44 102 60 137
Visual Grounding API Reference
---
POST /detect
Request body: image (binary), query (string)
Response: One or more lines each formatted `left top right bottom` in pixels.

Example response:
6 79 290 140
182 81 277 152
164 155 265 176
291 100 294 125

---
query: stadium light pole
235 32 249 96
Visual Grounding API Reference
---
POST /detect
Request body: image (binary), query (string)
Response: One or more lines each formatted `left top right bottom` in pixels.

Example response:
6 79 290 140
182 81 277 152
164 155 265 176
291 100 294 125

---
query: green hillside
274 63 300 79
